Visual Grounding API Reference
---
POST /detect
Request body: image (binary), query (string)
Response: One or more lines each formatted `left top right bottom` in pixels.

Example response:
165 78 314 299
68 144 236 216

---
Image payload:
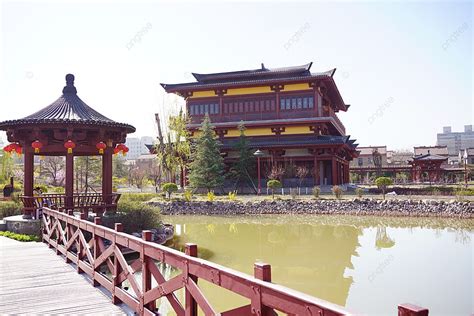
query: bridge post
254 262 275 316
141 230 156 313
112 223 123 305
398 303 429 316
185 243 198 316
77 212 87 274
92 217 102 287
65 210 74 263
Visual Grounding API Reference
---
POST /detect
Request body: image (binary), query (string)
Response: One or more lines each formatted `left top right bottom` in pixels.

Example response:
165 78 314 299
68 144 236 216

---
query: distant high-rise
437 125 474 156
125 136 156 160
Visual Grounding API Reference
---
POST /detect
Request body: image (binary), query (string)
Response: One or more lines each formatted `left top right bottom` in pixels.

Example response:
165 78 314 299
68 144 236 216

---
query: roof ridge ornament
62 73 77 95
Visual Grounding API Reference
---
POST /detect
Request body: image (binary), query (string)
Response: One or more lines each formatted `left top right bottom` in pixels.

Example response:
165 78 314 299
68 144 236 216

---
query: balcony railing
20 193 121 217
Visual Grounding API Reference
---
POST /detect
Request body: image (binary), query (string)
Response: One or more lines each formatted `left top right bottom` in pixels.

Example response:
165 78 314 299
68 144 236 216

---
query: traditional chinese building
161 63 358 186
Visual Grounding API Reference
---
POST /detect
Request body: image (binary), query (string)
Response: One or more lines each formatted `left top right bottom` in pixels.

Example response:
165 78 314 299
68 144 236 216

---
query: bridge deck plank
0 236 127 315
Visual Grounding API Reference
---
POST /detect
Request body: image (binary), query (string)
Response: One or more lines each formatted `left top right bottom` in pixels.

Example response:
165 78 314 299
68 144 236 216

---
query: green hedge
120 193 161 203
0 231 40 242
0 201 22 219
101 200 161 234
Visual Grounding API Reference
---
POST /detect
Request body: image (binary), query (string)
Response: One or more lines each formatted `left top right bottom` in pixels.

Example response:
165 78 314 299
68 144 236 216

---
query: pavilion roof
0 74 135 133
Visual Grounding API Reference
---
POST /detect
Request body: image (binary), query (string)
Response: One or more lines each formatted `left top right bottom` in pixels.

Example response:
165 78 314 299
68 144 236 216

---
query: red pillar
332 158 337 185
313 156 319 185
65 153 74 210
23 147 34 218
102 148 113 205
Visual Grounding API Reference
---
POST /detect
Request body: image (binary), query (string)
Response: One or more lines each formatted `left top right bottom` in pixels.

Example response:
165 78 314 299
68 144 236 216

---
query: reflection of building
437 125 474 156
161 62 359 186
179 220 361 307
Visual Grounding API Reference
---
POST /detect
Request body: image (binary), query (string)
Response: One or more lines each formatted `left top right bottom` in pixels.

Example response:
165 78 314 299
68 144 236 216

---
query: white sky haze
1 1 472 150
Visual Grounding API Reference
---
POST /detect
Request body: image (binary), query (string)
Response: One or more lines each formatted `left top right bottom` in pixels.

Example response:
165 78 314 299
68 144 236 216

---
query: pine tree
188 115 224 192
229 121 256 191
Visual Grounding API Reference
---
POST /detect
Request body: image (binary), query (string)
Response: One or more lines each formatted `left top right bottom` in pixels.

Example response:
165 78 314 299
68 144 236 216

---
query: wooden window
244 101 249 112
271 99 275 110
309 96 314 108
239 102 244 113
297 98 303 109
224 103 228 114
303 97 308 109
249 101 254 112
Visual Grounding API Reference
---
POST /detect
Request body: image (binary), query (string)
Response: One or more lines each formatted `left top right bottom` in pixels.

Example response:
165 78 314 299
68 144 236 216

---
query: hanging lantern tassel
96 141 107 155
64 140 76 154
31 140 43 154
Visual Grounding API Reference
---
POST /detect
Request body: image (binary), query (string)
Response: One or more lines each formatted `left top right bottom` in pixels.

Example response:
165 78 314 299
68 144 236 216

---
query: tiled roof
161 69 335 92
0 74 135 133
192 62 313 83
411 153 448 161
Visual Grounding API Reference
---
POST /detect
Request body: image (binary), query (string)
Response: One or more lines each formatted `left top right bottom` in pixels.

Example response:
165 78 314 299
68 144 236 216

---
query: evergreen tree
188 115 224 192
228 121 256 192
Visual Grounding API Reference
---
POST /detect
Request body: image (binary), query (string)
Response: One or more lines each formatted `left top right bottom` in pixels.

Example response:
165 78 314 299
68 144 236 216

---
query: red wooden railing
21 193 120 217
41 207 430 316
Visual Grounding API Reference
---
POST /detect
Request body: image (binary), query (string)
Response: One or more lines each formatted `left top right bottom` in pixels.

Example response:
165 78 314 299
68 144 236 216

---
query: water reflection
162 215 473 315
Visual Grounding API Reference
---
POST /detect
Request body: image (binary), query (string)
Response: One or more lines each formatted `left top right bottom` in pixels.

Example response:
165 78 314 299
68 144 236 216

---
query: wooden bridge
0 207 429 315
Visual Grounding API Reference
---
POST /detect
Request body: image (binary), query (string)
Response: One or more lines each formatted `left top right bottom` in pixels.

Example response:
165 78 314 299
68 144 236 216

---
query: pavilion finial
62 74 77 94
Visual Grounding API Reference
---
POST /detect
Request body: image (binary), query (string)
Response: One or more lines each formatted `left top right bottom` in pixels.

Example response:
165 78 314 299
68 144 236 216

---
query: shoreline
149 199 474 219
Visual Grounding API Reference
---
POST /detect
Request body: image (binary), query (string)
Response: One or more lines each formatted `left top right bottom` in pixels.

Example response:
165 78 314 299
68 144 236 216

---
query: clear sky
1 0 472 150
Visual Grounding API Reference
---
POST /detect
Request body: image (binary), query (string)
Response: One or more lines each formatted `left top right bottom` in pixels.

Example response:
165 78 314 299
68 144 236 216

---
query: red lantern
122 145 129 156
14 144 22 156
64 140 76 154
113 147 120 155
31 140 43 154
96 141 107 154
3 144 13 154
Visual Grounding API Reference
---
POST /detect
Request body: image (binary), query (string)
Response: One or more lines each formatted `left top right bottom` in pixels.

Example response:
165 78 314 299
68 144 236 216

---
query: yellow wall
281 126 312 135
282 83 312 91
187 83 311 99
188 90 215 98
191 126 312 138
226 86 272 96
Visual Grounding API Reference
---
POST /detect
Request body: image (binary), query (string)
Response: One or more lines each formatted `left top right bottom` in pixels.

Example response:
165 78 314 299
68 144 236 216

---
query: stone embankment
149 199 473 218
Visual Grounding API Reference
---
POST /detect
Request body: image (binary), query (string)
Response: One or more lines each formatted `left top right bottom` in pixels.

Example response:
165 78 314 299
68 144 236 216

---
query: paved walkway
0 236 127 315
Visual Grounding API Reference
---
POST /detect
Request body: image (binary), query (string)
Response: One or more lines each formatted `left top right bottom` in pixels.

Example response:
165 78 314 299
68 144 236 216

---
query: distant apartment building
125 136 156 160
437 125 474 156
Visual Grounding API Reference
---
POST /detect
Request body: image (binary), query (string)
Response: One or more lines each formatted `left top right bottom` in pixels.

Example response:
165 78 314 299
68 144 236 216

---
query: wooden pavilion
0 74 135 218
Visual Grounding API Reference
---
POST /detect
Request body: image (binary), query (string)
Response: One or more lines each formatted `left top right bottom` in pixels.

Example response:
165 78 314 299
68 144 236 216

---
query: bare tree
296 165 309 188
40 157 65 186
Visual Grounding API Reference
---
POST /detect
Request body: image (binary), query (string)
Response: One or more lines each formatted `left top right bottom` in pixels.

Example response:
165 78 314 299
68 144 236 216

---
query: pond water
155 215 473 316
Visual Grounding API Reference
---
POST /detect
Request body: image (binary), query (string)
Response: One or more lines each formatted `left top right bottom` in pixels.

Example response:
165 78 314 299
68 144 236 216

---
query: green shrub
102 201 161 234
162 182 178 199
267 180 282 200
0 201 22 219
355 187 363 198
184 190 193 202
332 185 343 199
228 190 237 201
120 193 160 203
51 186 65 193
0 231 40 242
207 191 216 202
312 186 321 199
375 177 393 199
